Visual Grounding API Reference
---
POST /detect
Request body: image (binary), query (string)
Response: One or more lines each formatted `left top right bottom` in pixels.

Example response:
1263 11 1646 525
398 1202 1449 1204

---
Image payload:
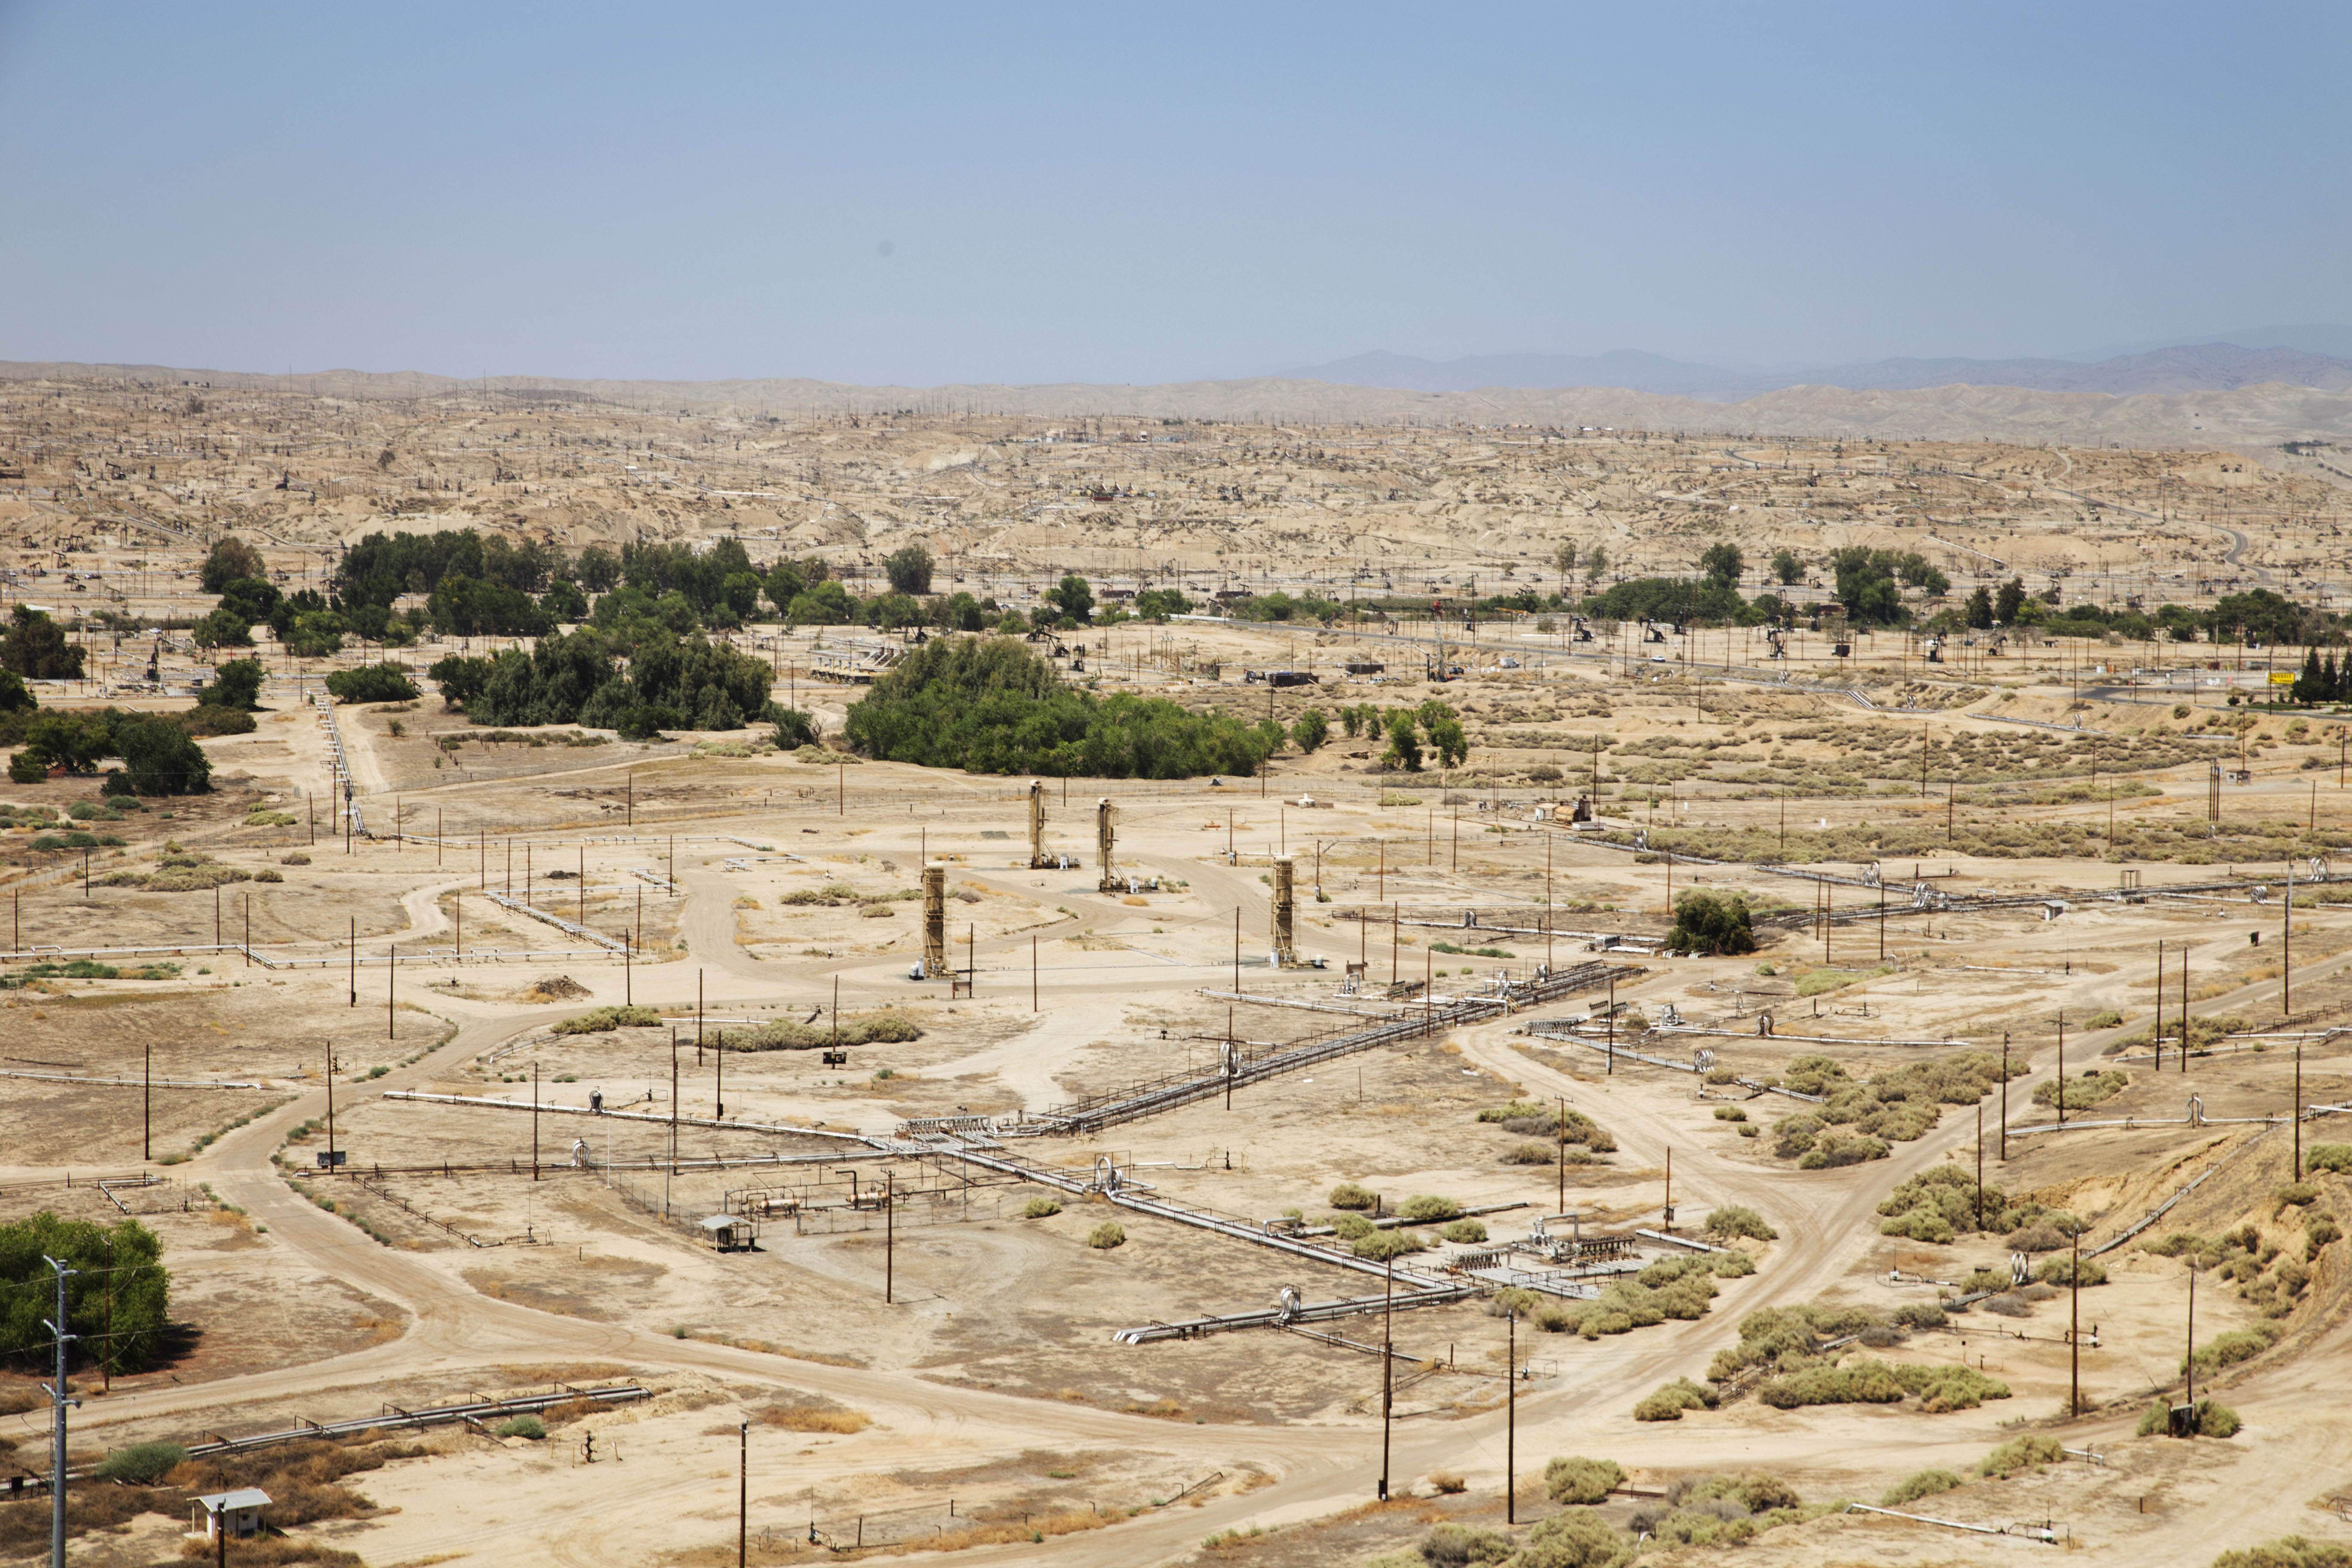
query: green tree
1770 548 1804 585
772 707 821 749
541 577 589 622
204 658 265 711
2294 647 2328 705
1668 891 1756 955
0 1214 170 1372
217 576 280 622
575 545 622 593
19 710 113 773
1994 576 2027 625
934 591 986 632
1 605 89 680
1291 707 1329 752
787 580 857 625
428 654 496 708
882 544 935 595
108 714 210 795
1554 540 1579 579
284 611 346 658
1381 710 1423 772
1133 588 1192 621
1427 714 1469 768
1965 586 1995 628
198 535 266 594
190 609 252 650
1699 542 1743 588
1584 545 1608 584
325 664 421 704
1044 574 1095 624
0 669 31 714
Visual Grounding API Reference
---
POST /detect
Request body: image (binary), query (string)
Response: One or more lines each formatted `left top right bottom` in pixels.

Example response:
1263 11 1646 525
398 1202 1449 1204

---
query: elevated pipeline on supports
1001 958 1643 1137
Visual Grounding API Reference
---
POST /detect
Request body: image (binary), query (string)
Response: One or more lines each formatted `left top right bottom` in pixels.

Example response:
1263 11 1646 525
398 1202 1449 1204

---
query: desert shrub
1672 1472 1802 1514
1087 1222 1126 1250
1023 1198 1063 1219
1881 1467 1962 1507
493 1415 545 1440
94 1441 186 1483
2034 1069 2130 1110
1703 1204 1777 1241
2033 1255 2108 1288
2273 1182 2319 1213
1706 1302 1888 1381
1400 1194 1461 1222
1979 1434 2065 1478
1353 1229 1425 1261
1891 1303 1947 1330
1632 1378 1717 1421
2137 1397 2241 1438
1330 1213 1376 1240
1427 1471 1467 1495
2005 1222 2072 1253
758 1402 870 1434
1876 1165 2009 1240
718 1011 924 1050
2211 1539 2352 1568
1981 1293 2033 1317
2187 1322 2282 1377
1329 1182 1377 1210
551 1004 663 1033
1756 1358 2008 1412
1440 1218 1487 1244
1417 1522 1512 1566
1513 1509 1624 1568
2304 1144 2352 1174
1502 1141 1556 1164
1544 1455 1624 1505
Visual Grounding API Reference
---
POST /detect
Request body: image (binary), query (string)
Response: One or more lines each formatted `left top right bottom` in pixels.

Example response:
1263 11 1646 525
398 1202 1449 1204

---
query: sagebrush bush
1880 1467 1961 1507
1544 1455 1623 1504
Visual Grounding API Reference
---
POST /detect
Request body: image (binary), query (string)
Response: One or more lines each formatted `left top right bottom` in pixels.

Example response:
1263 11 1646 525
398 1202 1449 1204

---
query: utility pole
884 1172 895 1305
1378 1253 1394 1501
533 1061 540 1181
1999 1033 2009 1160
2070 1229 2083 1417
1505 1304 1517 1525
2055 1011 2065 1127
43 1254 76 1568
387 943 395 1039
143 1037 151 1163
348 916 356 1007
1974 1099 1984 1230
738 1421 749 1568
2155 941 2165 1071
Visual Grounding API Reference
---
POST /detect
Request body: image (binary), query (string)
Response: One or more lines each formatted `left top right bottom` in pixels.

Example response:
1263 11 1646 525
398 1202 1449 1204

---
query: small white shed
191 1487 271 1540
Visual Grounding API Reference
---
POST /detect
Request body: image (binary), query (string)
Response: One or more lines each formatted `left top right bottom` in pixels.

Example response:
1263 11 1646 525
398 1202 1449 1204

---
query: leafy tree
1133 588 1192 621
1770 548 1804 586
883 544 935 595
1381 710 1423 772
934 591 986 632
2294 648 2328 705
1554 540 1579 578
1965 586 1995 628
1044 574 1095 625
109 712 211 795
19 710 113 773
217 576 280 622
204 658 265 711
773 707 821 749
283 611 345 658
198 536 266 594
325 664 421 704
1427 714 1469 768
1291 707 1329 752
787 580 857 625
541 577 589 622
0 1214 169 1372
1584 545 1608 583
867 592 925 631
1669 891 1757 956
720 571 763 621
427 654 495 708
1995 576 2027 625
0 670 31 714
1 605 88 680
575 545 622 593
190 609 252 650
1699 542 1743 588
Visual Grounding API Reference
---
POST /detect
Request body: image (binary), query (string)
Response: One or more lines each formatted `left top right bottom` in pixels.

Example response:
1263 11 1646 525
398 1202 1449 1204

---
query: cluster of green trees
844 637 1285 777
1333 700 1468 771
0 1214 171 1373
430 626 772 738
5 704 213 792
1942 581 2337 647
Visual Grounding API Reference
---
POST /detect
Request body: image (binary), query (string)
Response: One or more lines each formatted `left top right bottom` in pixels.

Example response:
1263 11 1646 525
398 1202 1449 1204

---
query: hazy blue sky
1 1 2343 386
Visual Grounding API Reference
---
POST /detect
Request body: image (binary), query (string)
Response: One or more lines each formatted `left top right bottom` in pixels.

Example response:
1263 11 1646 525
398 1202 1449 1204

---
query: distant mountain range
1277 338 2352 402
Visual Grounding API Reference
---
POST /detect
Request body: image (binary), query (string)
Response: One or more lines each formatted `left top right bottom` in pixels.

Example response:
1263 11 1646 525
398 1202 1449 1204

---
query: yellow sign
2268 671 2296 686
